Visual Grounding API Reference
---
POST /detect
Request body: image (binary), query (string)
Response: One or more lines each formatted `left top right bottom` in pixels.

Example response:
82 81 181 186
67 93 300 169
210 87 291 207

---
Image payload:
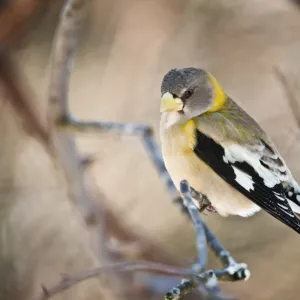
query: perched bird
159 67 300 234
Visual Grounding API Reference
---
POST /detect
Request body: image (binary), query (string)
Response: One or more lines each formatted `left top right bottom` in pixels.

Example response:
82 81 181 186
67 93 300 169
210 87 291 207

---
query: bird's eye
182 89 194 100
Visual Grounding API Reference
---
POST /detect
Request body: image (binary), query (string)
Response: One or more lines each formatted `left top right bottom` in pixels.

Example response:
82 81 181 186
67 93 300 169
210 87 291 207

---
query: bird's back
196 97 267 146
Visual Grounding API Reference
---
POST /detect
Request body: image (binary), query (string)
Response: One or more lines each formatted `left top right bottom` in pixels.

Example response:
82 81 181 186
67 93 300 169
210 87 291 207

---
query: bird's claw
206 205 217 213
199 204 217 214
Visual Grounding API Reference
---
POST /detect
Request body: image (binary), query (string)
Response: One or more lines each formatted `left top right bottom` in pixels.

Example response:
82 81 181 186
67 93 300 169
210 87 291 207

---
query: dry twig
33 179 249 300
164 181 249 300
47 0 105 233
34 261 193 300
180 180 207 273
59 118 179 200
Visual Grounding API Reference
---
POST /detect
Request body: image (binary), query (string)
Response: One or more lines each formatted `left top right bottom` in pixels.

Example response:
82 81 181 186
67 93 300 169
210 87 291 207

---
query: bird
159 67 300 234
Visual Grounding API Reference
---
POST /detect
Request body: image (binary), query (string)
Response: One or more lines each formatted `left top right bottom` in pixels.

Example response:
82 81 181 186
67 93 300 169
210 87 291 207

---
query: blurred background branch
0 47 49 146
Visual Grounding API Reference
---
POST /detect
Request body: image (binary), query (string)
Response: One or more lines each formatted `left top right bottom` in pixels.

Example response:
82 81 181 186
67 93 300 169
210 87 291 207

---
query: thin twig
33 176 249 299
60 118 152 135
47 0 103 226
204 223 250 282
164 181 250 300
34 255 248 300
34 261 195 300
180 180 207 272
48 0 87 121
58 118 179 199
204 224 233 268
164 279 198 300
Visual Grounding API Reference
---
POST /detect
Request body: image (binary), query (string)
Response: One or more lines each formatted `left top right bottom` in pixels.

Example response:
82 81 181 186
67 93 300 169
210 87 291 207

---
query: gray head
160 68 226 122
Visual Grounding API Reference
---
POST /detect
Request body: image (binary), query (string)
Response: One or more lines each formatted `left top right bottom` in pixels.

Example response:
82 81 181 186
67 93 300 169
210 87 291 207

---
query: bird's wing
193 129 300 234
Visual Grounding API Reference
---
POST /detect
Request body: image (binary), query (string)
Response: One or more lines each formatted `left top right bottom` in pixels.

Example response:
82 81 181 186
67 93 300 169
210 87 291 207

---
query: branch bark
47 0 101 224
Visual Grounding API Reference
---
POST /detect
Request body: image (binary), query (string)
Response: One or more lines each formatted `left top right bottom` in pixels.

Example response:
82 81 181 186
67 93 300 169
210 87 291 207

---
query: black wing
193 130 300 234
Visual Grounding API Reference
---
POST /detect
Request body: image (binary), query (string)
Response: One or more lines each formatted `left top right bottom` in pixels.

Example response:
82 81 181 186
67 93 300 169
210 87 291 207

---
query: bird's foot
189 187 217 214
205 205 217 213
173 186 217 215
189 187 210 205
199 204 217 215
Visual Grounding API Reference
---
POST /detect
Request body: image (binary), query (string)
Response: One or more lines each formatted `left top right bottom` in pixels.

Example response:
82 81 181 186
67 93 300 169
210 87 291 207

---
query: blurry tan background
2 0 300 299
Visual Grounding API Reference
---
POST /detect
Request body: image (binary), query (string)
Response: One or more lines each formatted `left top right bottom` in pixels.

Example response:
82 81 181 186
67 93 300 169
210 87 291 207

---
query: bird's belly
163 149 260 217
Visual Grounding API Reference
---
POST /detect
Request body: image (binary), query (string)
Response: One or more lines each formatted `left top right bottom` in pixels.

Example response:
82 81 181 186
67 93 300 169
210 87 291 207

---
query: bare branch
56 117 250 299
164 181 250 300
180 180 207 272
34 261 194 300
48 0 87 121
47 0 102 225
58 118 180 200
34 251 249 300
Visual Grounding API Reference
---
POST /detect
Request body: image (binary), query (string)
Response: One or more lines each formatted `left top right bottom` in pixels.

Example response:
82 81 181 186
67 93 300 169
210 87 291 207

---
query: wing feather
193 129 300 234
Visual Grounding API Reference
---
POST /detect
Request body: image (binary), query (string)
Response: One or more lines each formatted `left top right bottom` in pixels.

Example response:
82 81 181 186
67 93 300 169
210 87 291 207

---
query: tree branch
47 0 104 228
180 180 207 272
34 261 194 300
58 118 180 200
56 116 250 299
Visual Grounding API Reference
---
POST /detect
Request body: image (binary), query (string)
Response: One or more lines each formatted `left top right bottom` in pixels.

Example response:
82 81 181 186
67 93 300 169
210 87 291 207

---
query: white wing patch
277 203 289 210
224 145 281 188
232 166 254 191
288 200 300 214
274 194 285 201
277 203 297 217
223 144 300 218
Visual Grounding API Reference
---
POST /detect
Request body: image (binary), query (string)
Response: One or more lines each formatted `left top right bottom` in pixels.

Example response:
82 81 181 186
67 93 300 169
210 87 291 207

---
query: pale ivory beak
160 92 184 113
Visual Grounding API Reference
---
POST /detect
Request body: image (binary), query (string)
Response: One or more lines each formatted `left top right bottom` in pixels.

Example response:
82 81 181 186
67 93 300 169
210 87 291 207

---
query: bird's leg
190 187 217 213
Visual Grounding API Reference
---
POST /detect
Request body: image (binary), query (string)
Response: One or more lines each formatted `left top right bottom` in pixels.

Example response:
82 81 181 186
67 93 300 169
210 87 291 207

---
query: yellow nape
180 119 197 150
207 72 227 112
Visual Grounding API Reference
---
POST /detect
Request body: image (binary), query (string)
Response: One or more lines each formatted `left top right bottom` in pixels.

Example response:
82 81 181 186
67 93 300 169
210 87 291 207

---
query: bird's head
160 68 227 122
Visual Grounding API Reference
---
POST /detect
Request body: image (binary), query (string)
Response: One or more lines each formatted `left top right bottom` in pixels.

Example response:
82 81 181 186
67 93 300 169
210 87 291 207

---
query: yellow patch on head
207 72 227 112
180 119 197 151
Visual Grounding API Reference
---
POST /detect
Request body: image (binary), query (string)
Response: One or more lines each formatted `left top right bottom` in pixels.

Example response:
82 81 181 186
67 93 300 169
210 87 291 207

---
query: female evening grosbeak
159 67 300 234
